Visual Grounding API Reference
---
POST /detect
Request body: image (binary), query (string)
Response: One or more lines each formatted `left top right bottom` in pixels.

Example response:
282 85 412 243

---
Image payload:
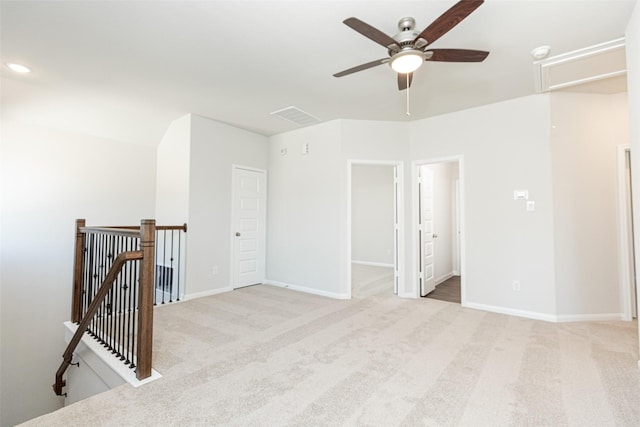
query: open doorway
348 161 403 298
414 158 463 304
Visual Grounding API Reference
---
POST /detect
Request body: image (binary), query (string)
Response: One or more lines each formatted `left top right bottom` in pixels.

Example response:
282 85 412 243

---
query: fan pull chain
406 74 411 116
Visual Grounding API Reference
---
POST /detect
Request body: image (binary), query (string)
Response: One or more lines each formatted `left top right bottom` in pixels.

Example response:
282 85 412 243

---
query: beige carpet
23 281 640 426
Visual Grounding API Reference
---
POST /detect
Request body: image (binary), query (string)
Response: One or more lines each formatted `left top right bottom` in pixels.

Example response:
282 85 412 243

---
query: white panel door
420 166 436 296
232 167 266 288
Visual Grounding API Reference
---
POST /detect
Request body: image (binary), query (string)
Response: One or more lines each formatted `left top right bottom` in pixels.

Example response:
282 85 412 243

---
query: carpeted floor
23 281 640 426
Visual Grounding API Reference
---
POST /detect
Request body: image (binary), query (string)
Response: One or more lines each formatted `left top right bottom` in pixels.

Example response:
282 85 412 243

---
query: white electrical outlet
212 266 219 276
526 201 536 212
512 280 521 291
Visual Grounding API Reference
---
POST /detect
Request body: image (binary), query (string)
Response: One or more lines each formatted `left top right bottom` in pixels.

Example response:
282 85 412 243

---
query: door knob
432 234 438 239
235 232 241 237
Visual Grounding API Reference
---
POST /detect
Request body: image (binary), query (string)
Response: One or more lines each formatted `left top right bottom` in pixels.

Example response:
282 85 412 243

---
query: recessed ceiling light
531 46 551 60
6 63 32 73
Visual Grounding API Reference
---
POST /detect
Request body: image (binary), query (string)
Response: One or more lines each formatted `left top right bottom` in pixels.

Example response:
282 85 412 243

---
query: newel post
136 219 156 380
71 219 86 323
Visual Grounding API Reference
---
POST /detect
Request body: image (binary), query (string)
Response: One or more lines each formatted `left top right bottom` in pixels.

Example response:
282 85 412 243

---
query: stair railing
53 219 159 396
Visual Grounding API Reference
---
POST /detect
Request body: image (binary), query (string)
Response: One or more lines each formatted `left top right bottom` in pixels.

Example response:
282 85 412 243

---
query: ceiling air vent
533 38 626 93
270 106 321 126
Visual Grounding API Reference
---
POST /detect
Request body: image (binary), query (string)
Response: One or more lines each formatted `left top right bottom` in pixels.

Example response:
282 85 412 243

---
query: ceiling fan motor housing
391 17 422 53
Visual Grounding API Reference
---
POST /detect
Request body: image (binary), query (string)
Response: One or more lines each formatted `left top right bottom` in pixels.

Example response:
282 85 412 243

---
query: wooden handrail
84 224 188 232
53 250 142 396
79 227 141 238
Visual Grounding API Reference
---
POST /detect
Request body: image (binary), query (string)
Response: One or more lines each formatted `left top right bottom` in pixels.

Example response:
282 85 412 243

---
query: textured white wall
550 92 629 318
351 164 395 266
0 122 156 427
410 95 557 317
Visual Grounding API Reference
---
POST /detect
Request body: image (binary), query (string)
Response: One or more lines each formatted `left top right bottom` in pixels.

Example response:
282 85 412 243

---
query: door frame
230 164 267 289
412 156 466 302
347 160 405 299
617 145 637 320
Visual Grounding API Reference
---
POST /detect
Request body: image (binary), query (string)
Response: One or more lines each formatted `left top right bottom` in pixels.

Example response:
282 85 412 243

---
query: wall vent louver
270 106 321 126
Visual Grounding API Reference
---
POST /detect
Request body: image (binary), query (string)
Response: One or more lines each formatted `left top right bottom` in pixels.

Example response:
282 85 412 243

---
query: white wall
410 95 557 318
187 115 269 297
422 162 458 283
351 165 395 266
0 122 156 427
266 121 344 297
155 115 191 224
625 0 640 353
550 91 629 319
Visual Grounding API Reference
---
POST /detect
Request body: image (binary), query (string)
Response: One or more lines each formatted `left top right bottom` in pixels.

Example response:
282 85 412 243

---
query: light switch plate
514 190 529 200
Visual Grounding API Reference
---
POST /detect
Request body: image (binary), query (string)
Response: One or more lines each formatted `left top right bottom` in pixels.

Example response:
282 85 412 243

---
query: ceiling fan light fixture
390 50 425 73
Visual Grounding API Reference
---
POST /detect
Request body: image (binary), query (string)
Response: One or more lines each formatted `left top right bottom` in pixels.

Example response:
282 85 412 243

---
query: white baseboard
184 287 233 301
555 313 625 322
464 302 625 323
463 302 557 322
351 260 394 268
264 280 350 300
435 272 455 286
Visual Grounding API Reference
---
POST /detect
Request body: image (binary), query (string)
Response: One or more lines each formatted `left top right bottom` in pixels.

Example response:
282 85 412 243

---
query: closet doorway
348 161 404 298
415 158 463 304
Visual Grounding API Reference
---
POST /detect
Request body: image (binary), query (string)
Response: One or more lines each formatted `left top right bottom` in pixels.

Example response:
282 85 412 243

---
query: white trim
412 156 466 304
555 313 625 323
347 160 405 300
534 37 626 93
184 287 233 301
548 70 627 92
464 302 558 322
63 322 162 388
264 280 350 300
617 145 635 321
352 260 394 268
230 165 267 289
435 272 454 286
464 303 624 323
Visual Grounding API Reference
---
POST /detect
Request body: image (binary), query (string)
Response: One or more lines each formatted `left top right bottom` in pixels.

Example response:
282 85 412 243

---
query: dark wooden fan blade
343 17 400 50
414 0 484 46
397 72 413 91
426 49 489 62
333 58 389 77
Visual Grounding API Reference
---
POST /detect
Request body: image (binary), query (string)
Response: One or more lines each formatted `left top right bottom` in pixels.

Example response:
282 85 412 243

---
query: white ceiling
1 0 636 145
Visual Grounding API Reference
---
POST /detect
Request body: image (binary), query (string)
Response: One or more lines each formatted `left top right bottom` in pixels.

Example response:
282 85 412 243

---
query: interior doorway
230 165 267 289
348 161 403 298
414 158 464 304
618 146 638 320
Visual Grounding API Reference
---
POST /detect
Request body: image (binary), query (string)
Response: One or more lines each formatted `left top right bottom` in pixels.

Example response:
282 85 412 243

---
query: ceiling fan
333 0 489 91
